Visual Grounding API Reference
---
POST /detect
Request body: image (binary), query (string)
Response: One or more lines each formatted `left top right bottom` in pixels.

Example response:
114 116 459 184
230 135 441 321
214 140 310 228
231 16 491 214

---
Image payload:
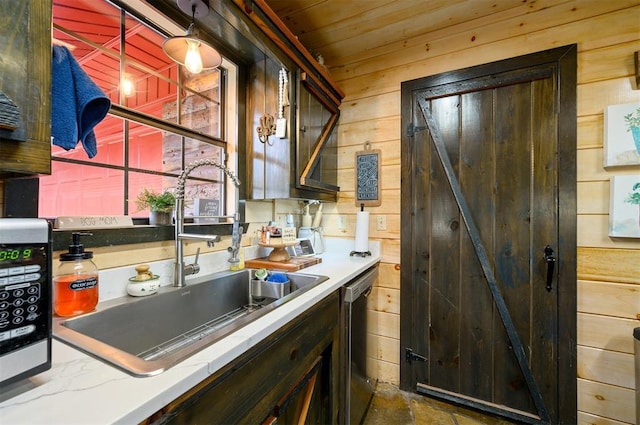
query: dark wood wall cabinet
145 291 340 424
245 62 341 201
0 0 52 177
237 0 343 201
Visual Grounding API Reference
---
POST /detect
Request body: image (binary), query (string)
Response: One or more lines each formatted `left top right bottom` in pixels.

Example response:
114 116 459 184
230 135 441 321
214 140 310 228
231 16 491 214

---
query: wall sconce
162 0 222 74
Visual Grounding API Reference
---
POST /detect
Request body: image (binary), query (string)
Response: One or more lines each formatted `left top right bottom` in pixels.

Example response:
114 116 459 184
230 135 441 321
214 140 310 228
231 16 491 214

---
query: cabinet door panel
297 72 340 194
246 57 292 200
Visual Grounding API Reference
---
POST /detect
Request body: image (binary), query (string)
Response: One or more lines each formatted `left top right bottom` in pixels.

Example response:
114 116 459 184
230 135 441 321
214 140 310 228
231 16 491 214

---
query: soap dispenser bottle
54 232 99 317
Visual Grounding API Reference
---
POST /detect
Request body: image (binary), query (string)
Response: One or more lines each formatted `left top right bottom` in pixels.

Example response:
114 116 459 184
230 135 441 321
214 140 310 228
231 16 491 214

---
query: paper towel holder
350 203 372 257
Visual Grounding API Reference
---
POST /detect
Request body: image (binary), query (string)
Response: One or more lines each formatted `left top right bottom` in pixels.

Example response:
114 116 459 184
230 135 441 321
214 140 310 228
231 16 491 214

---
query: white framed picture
609 175 640 238
604 102 640 167
193 198 220 223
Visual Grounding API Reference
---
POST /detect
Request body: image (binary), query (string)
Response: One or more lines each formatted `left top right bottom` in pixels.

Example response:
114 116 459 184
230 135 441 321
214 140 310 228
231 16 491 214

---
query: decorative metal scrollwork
257 113 276 145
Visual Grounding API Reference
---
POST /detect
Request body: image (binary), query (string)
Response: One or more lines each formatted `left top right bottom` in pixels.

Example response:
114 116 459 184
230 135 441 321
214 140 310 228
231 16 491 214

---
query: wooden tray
245 256 322 272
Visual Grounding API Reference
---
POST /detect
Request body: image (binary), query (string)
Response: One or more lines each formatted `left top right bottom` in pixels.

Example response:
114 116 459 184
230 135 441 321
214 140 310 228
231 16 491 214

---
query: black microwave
0 218 52 386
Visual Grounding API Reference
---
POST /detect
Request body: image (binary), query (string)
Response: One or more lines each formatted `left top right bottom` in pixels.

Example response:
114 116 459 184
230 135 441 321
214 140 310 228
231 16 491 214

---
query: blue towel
51 45 111 158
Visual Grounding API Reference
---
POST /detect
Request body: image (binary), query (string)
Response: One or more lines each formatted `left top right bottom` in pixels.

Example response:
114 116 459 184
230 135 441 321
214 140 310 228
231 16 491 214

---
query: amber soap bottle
53 232 99 317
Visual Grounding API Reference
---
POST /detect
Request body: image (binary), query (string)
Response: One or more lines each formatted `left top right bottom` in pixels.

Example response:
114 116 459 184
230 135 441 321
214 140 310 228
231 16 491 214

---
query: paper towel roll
354 211 370 252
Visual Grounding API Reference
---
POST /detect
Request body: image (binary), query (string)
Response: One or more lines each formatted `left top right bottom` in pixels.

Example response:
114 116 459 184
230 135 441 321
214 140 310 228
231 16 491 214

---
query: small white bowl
127 276 160 297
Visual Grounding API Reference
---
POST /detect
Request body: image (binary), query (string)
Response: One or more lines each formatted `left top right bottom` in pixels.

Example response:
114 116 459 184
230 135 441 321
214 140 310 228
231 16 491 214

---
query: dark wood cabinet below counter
145 291 340 424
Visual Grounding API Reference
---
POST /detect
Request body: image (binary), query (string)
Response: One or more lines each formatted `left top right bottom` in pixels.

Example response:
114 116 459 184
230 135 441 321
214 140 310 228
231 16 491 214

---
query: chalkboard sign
355 143 381 207
194 198 220 223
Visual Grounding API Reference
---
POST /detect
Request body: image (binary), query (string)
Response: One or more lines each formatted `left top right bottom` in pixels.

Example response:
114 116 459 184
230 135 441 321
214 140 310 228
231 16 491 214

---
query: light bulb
122 78 134 97
184 40 203 74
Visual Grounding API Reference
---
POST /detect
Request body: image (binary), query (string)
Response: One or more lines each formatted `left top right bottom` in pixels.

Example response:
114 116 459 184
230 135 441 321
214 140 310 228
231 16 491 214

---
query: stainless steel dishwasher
341 265 378 425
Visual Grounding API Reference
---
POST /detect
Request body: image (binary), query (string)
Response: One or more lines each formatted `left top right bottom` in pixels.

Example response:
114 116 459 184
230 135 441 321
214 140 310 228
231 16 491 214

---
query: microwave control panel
0 219 51 386
0 245 50 354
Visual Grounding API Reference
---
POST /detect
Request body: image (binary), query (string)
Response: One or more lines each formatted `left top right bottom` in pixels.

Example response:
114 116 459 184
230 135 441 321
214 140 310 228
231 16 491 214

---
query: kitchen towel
51 45 111 159
354 210 370 252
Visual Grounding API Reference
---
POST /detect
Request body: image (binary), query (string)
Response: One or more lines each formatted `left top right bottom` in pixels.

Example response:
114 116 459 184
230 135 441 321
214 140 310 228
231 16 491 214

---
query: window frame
43 0 242 235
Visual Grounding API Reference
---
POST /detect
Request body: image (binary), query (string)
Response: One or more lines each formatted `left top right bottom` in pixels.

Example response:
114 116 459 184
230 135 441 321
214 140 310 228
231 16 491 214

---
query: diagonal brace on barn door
416 97 550 423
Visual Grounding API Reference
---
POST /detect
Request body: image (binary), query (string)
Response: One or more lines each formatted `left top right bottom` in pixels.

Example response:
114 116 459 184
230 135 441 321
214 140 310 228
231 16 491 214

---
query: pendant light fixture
162 0 222 74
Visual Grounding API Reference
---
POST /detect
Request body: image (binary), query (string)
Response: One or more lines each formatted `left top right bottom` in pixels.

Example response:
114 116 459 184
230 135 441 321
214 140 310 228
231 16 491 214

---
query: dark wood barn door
400 46 577 424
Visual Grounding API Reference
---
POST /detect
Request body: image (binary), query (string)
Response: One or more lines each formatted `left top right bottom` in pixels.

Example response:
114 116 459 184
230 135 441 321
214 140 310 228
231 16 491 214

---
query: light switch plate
376 215 387 231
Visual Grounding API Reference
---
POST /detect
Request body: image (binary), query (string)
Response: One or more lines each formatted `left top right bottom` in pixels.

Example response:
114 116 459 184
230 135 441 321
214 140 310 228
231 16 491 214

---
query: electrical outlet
338 215 347 230
376 215 387 231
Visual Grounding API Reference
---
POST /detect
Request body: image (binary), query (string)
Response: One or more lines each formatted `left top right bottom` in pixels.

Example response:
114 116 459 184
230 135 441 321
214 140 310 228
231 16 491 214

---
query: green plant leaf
624 108 640 130
135 189 176 212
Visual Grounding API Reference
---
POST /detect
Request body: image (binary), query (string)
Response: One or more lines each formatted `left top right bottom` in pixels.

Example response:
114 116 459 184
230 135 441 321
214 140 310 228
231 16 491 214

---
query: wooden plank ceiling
51 0 526 100
264 0 529 69
52 0 521 86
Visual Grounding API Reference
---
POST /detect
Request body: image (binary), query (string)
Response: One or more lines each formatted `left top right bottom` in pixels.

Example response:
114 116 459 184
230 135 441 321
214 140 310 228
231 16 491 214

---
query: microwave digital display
0 247 34 262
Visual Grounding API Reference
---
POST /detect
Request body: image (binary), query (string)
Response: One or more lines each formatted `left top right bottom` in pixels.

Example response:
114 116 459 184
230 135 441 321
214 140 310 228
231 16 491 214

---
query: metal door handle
363 286 372 298
543 245 555 292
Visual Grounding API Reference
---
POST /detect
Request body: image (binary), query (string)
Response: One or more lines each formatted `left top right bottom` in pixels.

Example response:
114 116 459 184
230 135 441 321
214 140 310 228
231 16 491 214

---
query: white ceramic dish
126 276 160 297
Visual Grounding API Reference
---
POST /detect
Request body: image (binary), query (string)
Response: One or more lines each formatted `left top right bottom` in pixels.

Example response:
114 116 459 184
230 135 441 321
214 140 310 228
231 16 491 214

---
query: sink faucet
174 159 242 287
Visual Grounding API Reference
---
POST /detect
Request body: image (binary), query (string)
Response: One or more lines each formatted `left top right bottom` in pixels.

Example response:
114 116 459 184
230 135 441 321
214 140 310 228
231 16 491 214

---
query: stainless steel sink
53 269 328 377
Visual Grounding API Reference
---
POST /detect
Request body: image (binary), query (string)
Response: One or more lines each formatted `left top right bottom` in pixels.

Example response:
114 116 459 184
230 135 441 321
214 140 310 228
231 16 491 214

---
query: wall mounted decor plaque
604 102 640 167
609 175 640 238
355 141 381 207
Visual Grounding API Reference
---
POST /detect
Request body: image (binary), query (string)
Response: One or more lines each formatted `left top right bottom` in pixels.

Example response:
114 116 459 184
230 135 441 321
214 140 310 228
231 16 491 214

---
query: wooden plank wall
319 1 640 423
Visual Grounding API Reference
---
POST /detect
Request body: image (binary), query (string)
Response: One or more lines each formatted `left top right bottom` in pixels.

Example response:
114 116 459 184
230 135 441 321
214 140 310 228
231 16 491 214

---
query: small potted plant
136 188 175 225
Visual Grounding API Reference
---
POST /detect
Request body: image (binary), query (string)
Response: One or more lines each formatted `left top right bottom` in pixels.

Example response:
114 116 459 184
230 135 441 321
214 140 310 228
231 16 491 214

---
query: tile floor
362 382 514 425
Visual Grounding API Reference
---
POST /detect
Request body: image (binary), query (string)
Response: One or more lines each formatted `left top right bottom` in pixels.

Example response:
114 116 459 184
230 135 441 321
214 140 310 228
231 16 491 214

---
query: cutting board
245 256 322 271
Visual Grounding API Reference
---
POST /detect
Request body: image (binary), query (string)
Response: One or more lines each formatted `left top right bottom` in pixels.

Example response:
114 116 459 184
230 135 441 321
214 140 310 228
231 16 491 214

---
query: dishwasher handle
344 266 378 303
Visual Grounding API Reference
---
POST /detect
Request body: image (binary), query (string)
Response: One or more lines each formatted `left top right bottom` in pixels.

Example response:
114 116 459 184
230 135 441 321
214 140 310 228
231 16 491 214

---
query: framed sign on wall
355 142 381 207
609 175 640 238
193 198 220 223
604 102 640 167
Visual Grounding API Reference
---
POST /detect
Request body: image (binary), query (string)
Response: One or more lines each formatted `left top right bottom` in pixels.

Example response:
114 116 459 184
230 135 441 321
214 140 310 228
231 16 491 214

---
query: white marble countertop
0 238 380 424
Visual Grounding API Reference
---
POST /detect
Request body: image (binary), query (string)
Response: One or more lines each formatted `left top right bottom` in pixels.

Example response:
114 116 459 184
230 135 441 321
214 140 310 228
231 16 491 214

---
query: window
41 0 238 221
